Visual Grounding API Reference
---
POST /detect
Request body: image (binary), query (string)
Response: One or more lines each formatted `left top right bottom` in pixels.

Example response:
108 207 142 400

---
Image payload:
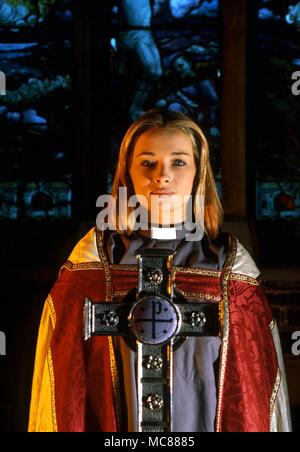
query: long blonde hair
111 109 223 239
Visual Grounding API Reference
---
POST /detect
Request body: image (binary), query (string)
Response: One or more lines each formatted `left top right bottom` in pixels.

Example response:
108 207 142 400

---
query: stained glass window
255 0 300 220
109 0 222 194
0 0 73 220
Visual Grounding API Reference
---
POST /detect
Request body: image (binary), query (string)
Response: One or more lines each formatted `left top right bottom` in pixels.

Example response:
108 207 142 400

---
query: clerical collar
151 226 177 240
137 224 188 241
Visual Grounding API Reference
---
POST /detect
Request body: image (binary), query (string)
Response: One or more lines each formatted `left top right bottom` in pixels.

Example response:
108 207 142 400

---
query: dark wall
0 222 82 431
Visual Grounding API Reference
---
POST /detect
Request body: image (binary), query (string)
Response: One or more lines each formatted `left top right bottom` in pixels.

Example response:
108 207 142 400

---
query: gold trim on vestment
174 266 221 277
111 263 225 280
47 348 58 432
177 290 221 302
216 234 237 432
269 368 281 431
61 261 103 272
230 273 261 286
46 294 58 432
28 297 57 432
113 290 131 298
96 229 113 301
110 264 137 271
113 289 220 302
108 336 122 432
46 294 56 325
96 229 121 431
62 259 261 288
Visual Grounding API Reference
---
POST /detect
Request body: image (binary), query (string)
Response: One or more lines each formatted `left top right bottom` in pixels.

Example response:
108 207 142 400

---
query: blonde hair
111 109 223 239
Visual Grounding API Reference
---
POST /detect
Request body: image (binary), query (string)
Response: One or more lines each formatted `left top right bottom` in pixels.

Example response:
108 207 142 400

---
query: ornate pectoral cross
84 249 221 432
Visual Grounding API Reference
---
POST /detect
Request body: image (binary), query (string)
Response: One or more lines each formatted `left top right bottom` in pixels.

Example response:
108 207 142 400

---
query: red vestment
28 228 290 432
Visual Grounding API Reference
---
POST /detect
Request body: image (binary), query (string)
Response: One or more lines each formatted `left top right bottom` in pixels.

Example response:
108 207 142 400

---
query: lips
150 191 175 196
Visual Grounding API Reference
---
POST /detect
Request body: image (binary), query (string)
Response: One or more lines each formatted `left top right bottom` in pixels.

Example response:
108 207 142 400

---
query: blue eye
141 159 186 167
141 160 156 167
173 159 186 166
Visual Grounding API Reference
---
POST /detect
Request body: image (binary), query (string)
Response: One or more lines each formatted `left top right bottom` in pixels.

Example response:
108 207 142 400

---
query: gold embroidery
269 368 281 431
218 301 224 339
176 290 221 302
96 229 113 301
61 261 72 272
230 273 261 286
62 236 261 288
96 231 121 430
63 260 261 284
46 294 56 325
174 266 221 277
47 349 58 432
111 263 221 277
110 264 137 271
61 261 103 272
108 337 121 432
113 289 220 302
44 295 58 432
216 234 237 432
113 290 130 298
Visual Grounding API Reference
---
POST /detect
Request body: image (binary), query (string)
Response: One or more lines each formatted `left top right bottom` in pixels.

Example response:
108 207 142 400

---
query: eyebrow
136 151 191 157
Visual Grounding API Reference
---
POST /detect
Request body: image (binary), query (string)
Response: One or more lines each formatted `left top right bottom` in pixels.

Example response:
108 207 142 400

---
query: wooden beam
73 2 111 222
221 0 247 217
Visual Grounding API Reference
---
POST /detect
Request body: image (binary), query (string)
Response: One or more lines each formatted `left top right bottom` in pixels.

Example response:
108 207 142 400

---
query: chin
151 211 185 226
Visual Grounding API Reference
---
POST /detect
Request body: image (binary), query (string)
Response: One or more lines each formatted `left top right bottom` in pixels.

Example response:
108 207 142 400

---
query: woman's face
174 56 192 78
129 128 197 226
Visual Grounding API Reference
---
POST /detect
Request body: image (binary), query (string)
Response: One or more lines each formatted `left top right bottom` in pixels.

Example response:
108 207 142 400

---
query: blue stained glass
256 1 300 220
258 1 300 58
109 0 222 185
258 0 300 28
168 0 219 19
0 0 73 31
286 1 300 27
0 0 73 220
257 181 300 220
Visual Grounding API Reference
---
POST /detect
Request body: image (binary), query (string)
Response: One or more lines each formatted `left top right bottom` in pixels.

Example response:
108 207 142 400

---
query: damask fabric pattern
28 227 291 432
220 280 278 431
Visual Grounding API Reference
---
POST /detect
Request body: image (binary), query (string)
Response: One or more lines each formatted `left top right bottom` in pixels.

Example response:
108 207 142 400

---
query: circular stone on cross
129 295 180 345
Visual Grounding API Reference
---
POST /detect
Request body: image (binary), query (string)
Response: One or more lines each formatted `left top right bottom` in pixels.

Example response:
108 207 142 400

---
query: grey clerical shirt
104 226 228 432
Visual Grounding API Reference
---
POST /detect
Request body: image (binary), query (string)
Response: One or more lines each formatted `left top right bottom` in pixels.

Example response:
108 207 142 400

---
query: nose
153 164 172 184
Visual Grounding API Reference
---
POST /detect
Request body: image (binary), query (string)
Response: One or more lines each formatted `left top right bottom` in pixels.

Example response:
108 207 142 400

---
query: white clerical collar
150 226 177 240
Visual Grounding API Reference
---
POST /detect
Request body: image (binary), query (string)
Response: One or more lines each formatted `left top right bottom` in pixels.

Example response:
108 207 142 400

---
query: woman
28 110 291 432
